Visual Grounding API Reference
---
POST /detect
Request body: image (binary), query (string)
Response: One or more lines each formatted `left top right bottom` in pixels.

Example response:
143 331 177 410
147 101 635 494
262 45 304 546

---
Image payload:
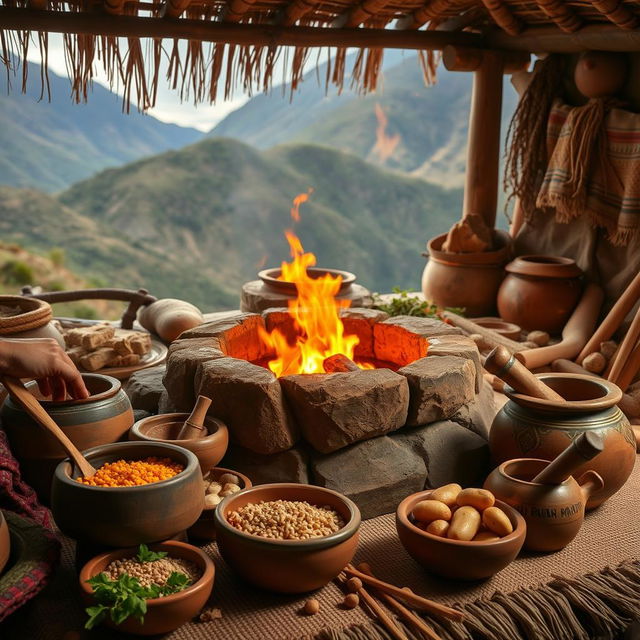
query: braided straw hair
504 55 566 221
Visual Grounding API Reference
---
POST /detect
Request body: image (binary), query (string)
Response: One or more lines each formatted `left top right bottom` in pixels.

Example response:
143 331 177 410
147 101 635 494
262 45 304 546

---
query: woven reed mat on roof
4 454 640 640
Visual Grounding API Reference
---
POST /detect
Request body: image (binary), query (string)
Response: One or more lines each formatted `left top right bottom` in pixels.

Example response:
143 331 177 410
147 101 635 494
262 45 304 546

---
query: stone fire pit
126 309 495 518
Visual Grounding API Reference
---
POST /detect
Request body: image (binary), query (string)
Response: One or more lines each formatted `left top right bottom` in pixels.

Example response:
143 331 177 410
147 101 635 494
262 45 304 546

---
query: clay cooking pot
489 373 635 508
484 459 604 552
421 230 511 317
1 373 133 503
497 255 583 334
79 540 214 635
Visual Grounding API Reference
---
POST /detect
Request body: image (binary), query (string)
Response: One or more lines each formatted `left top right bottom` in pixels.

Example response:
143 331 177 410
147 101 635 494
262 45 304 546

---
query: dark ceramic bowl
129 413 229 471
79 540 214 636
258 267 356 294
0 510 10 575
51 441 204 547
396 490 526 581
188 467 252 542
214 483 360 593
1 373 134 503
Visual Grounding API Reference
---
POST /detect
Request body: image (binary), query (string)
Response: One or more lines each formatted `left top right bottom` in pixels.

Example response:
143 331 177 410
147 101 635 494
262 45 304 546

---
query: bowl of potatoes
396 483 526 581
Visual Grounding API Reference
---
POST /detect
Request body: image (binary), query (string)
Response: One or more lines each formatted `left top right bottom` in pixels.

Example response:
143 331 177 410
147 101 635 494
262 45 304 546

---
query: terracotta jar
497 255 583 334
421 230 511 317
489 374 635 509
0 296 64 347
1 373 133 502
484 459 603 552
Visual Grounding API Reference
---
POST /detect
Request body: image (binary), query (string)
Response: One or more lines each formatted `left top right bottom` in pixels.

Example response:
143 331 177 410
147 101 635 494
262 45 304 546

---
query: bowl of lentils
214 483 361 593
51 441 204 548
79 540 214 635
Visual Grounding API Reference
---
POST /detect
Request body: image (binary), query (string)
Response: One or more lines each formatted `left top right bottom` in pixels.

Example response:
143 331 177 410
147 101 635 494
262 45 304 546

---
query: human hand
0 338 90 401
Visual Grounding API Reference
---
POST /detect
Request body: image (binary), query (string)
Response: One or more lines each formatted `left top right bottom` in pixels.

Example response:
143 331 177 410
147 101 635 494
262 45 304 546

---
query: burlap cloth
4 455 640 640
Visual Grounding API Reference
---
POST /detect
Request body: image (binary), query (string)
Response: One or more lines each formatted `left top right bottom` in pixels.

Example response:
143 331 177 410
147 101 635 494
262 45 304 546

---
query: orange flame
372 103 401 163
259 192 362 377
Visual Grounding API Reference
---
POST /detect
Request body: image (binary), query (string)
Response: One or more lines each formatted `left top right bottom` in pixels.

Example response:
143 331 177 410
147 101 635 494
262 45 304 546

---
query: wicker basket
0 296 53 336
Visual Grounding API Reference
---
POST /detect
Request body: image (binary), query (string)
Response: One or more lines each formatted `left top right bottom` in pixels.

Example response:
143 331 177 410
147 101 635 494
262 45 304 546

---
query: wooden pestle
177 395 212 440
531 431 604 485
323 354 359 373
485 346 565 401
617 341 640 393
608 305 640 386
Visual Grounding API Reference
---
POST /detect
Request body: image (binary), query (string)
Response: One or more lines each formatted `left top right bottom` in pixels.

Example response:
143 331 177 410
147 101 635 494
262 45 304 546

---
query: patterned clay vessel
489 373 635 509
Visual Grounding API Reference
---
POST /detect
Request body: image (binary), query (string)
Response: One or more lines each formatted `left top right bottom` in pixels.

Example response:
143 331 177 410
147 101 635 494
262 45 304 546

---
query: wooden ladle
1 376 97 478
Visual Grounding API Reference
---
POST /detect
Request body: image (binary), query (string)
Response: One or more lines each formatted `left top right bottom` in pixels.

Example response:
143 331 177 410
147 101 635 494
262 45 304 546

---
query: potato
219 473 240 485
482 506 513 536
204 493 222 508
411 500 452 523
206 481 222 495
430 483 462 507
456 488 495 511
220 484 241 497
473 530 500 542
425 519 450 537
447 506 481 541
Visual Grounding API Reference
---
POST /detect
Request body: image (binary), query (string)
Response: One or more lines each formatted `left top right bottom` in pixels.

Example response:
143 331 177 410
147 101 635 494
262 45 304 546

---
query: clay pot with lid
484 459 603 552
497 255 583 334
1 373 134 502
0 296 64 346
421 230 511 317
489 373 635 509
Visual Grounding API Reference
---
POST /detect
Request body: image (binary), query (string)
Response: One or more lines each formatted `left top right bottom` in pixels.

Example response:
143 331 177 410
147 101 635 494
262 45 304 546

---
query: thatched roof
2 1 640 109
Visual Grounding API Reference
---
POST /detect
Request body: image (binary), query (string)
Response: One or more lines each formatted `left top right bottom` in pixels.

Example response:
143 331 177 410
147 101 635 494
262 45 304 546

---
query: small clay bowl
129 413 229 471
214 483 360 593
188 467 252 542
79 540 214 636
258 267 356 294
396 490 526 581
51 441 204 548
0 510 10 575
470 317 522 341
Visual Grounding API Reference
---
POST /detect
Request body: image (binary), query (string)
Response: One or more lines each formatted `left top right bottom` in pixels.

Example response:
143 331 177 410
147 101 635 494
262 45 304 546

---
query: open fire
258 191 366 377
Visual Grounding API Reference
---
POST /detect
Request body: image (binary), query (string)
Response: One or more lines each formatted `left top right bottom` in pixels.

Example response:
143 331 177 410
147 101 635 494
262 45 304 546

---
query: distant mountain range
0 60 202 192
1 137 462 309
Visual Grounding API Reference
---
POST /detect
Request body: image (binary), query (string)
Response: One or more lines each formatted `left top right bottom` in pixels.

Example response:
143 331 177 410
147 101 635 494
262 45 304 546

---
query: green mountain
210 57 518 188
0 60 202 192
0 137 462 310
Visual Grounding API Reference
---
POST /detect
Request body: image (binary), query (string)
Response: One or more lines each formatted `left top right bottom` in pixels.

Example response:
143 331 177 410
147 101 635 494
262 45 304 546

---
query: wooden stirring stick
177 395 212 440
484 346 565 402
608 305 640 386
1 376 97 478
343 565 464 621
356 563 444 640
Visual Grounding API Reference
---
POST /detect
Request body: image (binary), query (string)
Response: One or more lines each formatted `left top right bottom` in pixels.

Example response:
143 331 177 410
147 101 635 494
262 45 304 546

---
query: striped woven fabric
537 99 640 246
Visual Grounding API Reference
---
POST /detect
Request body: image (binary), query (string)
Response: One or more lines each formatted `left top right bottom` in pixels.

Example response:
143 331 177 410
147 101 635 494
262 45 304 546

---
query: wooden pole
462 50 504 227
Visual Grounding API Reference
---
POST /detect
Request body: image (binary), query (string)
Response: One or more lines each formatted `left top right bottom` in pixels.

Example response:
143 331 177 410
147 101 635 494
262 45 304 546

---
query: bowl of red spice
51 441 204 548
79 540 214 635
214 483 361 593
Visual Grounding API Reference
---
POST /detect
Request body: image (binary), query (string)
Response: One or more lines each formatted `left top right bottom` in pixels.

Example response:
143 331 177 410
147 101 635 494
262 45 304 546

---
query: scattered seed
303 599 320 615
346 577 362 593
343 593 359 609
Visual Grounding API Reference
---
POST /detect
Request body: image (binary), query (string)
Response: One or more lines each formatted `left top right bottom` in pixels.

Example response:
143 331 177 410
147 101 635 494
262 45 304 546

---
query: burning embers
258 191 365 377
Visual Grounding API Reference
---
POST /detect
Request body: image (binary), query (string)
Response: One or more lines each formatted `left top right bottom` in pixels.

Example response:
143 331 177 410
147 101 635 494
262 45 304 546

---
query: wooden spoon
1 376 97 478
177 395 212 440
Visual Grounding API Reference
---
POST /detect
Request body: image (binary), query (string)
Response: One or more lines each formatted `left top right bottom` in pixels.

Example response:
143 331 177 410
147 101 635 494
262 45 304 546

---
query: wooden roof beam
0 7 485 49
535 0 582 33
479 0 521 35
591 0 639 30
395 0 451 31
332 0 392 29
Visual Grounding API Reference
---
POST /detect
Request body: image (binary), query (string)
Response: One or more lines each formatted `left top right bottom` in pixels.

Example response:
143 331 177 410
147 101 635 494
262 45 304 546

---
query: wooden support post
461 50 504 228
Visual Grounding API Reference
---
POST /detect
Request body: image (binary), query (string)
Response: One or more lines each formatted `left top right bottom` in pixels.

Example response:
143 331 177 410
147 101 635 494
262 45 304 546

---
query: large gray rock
125 366 166 413
340 308 388 359
393 420 490 489
426 334 483 393
399 355 475 426
312 436 427 519
450 380 497 440
280 369 409 454
163 337 225 410
196 357 298 454
221 444 310 485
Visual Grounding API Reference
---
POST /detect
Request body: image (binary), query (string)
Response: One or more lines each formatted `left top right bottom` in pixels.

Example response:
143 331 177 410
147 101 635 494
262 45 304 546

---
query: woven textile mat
4 455 640 640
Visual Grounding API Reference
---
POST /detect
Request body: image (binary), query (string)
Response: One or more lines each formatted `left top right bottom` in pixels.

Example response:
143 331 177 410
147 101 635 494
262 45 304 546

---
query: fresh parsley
136 543 168 563
372 288 465 318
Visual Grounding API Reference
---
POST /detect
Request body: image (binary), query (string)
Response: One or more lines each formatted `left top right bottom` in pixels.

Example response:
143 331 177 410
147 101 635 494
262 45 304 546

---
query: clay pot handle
177 395 211 440
576 470 605 503
484 346 565 402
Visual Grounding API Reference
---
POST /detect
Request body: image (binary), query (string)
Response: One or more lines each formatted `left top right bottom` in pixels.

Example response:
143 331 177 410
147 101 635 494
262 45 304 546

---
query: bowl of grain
51 441 204 548
79 540 214 635
214 483 360 593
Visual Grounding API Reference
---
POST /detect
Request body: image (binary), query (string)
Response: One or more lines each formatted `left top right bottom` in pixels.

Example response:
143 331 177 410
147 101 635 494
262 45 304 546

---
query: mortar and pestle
485 346 635 508
129 395 229 472
484 432 604 552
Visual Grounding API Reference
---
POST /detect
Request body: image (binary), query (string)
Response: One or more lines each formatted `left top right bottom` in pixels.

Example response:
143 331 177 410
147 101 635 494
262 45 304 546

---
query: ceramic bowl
188 467 252 542
129 413 229 471
214 483 361 593
51 441 204 547
0 510 10 575
396 490 526 581
471 317 522 341
1 373 134 503
258 267 356 294
79 540 214 636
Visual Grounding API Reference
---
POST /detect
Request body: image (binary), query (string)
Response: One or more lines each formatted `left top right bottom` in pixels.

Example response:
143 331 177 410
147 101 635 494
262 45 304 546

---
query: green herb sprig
372 288 464 318
136 543 168 563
